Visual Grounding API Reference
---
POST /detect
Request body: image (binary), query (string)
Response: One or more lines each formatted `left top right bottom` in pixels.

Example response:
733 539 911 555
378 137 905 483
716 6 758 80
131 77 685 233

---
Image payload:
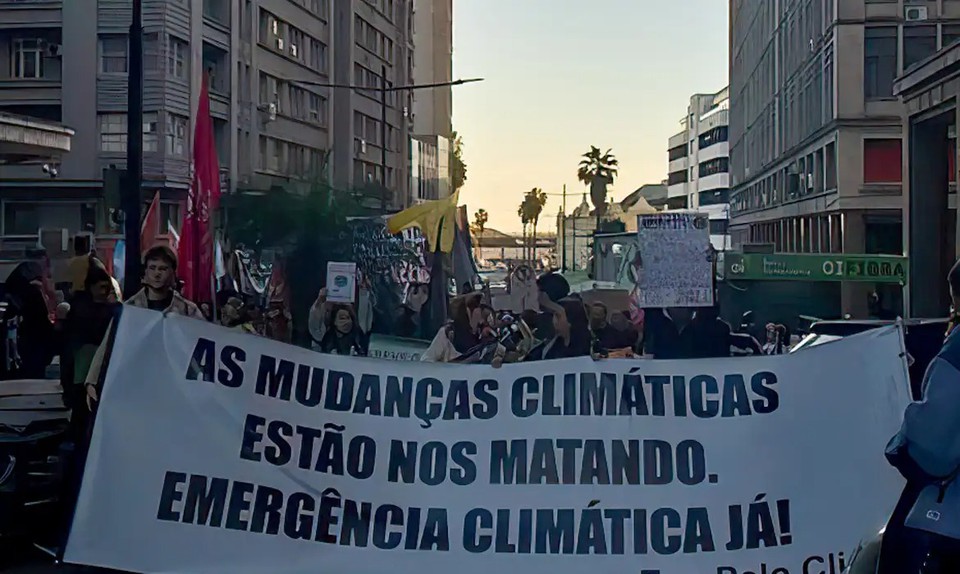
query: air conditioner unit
46 43 62 57
277 38 284 51
905 6 928 21
267 102 277 121
290 44 298 58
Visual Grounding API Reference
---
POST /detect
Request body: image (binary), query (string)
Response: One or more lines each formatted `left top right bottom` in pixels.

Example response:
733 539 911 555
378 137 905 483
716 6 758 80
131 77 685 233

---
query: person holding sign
318 304 368 357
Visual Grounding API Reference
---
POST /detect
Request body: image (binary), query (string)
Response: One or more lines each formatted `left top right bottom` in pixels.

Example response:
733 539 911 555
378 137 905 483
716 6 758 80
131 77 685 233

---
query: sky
452 0 729 232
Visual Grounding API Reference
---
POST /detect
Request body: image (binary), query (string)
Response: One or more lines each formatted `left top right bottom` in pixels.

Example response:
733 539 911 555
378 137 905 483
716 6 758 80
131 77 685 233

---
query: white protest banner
65 306 911 574
634 213 714 307
326 262 357 303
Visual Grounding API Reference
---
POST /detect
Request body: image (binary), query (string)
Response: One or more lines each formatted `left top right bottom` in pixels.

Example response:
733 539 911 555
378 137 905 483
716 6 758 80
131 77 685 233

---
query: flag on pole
178 74 222 303
139 191 161 254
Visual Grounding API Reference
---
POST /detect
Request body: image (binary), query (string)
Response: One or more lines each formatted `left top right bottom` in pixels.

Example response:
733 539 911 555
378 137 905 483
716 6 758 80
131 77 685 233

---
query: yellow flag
386 190 460 253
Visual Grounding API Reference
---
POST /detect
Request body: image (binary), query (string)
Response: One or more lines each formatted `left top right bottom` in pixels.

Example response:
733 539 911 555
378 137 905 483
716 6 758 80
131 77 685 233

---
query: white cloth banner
65 307 911 574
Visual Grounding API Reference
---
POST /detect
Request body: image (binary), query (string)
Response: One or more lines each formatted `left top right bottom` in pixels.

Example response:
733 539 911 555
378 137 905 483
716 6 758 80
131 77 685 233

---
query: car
0 379 69 541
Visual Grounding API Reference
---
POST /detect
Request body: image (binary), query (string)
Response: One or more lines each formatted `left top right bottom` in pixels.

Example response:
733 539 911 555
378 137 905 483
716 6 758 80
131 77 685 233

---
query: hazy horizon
452 0 729 232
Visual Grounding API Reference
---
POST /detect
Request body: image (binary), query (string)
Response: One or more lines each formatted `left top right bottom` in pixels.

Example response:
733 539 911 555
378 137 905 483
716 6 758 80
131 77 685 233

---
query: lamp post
292 76 483 213
123 0 144 296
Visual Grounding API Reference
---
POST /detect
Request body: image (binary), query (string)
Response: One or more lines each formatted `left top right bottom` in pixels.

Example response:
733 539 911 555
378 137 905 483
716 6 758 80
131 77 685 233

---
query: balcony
698 172 729 192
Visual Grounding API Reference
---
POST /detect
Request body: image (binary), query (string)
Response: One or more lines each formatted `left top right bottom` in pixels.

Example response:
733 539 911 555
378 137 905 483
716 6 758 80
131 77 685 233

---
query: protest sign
65 307 911 574
326 262 357 304
634 213 714 307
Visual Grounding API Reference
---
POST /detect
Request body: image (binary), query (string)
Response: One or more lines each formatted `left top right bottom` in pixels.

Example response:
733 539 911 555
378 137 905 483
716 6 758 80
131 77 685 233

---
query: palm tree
472 208 488 261
523 188 548 265
577 146 619 221
517 203 530 264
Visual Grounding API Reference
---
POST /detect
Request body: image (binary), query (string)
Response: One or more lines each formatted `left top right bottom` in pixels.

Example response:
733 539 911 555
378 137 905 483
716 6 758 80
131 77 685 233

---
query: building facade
894 39 960 318
411 0 452 138
666 87 731 212
331 0 412 208
728 0 960 316
0 0 416 248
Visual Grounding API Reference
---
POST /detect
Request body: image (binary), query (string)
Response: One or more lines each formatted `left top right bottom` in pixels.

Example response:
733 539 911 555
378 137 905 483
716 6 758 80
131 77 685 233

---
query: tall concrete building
728 0 960 315
331 0 412 208
411 0 452 138
666 87 731 212
0 0 412 249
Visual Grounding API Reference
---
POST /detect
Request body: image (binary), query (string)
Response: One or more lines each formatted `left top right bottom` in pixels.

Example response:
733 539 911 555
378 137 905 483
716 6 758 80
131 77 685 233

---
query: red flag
179 74 221 303
140 191 161 254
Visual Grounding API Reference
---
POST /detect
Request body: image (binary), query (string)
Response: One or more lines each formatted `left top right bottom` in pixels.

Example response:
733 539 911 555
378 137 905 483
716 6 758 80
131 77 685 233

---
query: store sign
724 253 908 283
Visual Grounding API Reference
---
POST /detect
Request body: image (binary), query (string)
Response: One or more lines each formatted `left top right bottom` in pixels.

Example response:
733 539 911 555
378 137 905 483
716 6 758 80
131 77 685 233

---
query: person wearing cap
883 258 960 572
84 245 202 410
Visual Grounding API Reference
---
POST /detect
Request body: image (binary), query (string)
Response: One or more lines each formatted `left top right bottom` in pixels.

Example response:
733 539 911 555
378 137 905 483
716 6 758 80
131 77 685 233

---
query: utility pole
123 0 144 297
561 184 567 272
380 64 388 214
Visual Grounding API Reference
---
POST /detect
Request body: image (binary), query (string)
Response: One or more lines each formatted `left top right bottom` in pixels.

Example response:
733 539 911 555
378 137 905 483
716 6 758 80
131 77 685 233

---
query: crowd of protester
10 235 960 572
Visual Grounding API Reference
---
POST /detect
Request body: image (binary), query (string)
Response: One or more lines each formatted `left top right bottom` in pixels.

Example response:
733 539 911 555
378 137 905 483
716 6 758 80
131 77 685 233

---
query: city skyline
452 0 729 232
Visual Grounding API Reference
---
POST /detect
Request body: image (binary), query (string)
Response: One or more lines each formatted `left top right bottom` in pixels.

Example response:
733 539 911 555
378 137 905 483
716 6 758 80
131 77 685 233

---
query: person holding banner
84 245 203 410
883 259 960 572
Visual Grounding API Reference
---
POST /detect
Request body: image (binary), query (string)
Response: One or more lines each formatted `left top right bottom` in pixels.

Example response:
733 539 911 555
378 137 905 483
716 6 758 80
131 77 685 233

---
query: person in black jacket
4 261 57 379
525 297 592 361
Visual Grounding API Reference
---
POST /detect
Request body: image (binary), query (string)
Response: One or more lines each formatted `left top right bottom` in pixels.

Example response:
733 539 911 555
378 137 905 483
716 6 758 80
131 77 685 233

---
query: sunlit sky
453 0 729 232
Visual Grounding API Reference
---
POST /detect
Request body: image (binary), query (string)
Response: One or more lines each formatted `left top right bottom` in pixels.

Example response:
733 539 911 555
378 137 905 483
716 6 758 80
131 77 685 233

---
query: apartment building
728 0 960 315
0 0 416 248
666 87 731 211
331 0 412 209
411 0 452 138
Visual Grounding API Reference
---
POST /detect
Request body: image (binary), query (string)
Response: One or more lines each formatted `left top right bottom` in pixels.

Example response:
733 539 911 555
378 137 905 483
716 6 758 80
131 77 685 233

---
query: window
143 112 159 152
12 38 43 79
700 189 730 207
165 114 187 156
904 25 937 70
864 27 898 99
310 40 327 73
944 25 960 49
99 114 127 152
259 136 269 170
708 219 729 236
309 93 325 124
698 126 729 149
3 203 39 236
698 157 729 177
160 203 181 234
863 139 902 183
667 170 688 186
167 36 188 80
98 35 128 74
668 144 687 162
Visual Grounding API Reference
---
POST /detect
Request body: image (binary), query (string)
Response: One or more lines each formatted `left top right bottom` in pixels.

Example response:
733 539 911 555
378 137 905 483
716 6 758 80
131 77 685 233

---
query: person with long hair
319 304 368 356
524 297 592 361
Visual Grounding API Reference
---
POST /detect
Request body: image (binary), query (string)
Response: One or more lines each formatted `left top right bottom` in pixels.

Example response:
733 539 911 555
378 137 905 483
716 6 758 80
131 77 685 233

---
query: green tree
451 131 468 193
223 181 365 343
577 146 619 219
472 208 488 260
